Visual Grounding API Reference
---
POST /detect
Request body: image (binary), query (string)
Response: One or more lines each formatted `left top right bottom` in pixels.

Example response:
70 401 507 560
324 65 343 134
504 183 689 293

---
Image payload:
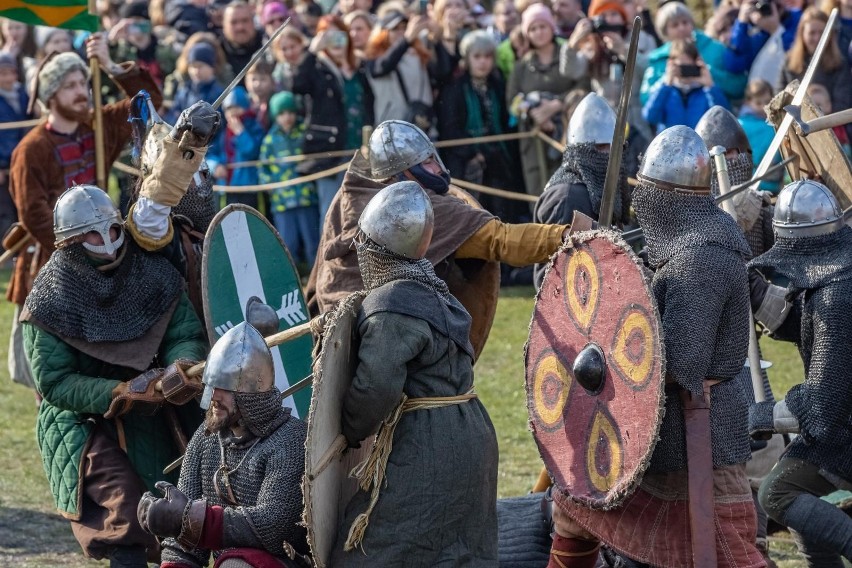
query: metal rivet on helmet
358 180 434 259
695 105 752 156
566 93 616 146
200 322 275 410
773 180 844 238
53 184 124 254
637 125 711 193
368 120 447 180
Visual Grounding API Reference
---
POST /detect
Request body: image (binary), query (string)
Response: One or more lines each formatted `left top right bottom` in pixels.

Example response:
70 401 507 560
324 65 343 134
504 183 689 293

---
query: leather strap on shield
681 384 717 568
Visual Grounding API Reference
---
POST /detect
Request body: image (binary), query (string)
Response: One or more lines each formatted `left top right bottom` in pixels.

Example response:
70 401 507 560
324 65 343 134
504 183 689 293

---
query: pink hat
521 3 557 38
262 2 289 25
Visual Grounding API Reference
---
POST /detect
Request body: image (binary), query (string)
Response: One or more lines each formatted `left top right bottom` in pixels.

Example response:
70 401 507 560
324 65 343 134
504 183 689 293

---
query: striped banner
203 206 313 418
0 0 98 31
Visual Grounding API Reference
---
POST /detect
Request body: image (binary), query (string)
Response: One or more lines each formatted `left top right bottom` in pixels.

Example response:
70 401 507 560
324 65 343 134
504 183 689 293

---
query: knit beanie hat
269 91 298 117
588 0 628 23
36 51 89 104
187 42 217 68
223 85 250 110
521 3 557 38
0 53 16 71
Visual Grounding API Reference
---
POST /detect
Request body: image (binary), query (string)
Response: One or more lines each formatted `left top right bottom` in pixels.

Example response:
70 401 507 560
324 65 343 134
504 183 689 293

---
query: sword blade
212 18 292 110
598 17 641 227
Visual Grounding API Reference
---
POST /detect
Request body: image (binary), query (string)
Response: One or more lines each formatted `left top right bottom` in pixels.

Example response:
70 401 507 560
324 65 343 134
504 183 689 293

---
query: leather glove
748 400 775 441
104 368 166 419
140 133 208 207
137 481 189 538
170 101 221 150
160 359 202 406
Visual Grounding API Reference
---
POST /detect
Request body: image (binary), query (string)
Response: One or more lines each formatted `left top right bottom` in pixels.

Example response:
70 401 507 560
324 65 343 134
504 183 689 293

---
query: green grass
0 275 810 565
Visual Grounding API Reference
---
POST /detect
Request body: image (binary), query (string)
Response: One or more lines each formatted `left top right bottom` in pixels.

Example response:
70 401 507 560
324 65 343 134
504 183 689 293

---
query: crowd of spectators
1 0 851 271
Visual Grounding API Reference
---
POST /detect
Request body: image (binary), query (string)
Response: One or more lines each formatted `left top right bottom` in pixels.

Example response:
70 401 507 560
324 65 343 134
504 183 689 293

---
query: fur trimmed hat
36 51 89 105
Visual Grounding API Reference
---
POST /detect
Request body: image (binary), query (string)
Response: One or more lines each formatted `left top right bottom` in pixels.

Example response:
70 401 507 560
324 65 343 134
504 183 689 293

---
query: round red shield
525 231 665 509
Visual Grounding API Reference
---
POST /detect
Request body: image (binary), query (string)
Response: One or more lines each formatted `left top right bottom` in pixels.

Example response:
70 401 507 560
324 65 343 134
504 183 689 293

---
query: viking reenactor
748 180 852 566
329 181 498 566
547 126 765 567
695 105 775 259
696 104 780 565
7 34 161 391
21 184 207 567
124 96 222 318
138 321 309 568
532 92 631 288
306 119 569 352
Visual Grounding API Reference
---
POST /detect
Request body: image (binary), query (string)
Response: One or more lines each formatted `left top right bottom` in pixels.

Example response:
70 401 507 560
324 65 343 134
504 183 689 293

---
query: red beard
53 97 93 124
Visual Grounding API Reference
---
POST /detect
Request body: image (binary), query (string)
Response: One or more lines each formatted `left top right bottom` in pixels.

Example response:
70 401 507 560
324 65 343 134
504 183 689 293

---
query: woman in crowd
437 30 525 221
272 26 309 91
508 3 583 198
0 18 37 81
293 14 374 226
344 10 375 60
640 1 747 105
780 6 851 135
365 6 437 127
431 0 475 71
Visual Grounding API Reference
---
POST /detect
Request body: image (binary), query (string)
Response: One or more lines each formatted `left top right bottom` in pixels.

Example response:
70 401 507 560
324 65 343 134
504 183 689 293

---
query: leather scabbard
680 383 717 568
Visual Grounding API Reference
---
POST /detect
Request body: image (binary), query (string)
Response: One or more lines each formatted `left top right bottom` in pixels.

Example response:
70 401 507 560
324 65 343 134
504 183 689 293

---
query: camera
754 1 774 17
591 16 626 35
679 63 701 78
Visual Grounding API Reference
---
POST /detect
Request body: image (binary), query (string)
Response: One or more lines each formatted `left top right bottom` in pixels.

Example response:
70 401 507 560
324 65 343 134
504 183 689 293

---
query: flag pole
88 0 106 189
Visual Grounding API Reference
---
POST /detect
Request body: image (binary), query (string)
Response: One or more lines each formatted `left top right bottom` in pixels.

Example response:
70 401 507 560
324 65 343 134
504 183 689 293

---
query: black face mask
405 163 451 194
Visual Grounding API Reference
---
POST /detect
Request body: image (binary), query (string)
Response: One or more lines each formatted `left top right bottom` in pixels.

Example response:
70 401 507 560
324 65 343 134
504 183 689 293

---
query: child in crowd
738 78 782 192
807 83 851 159
168 40 225 123
0 54 28 249
258 91 319 268
643 39 729 132
210 86 265 208
245 60 276 130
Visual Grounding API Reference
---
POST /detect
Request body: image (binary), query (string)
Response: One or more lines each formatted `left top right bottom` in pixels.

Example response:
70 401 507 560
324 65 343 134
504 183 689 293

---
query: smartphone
419 0 429 15
679 64 701 78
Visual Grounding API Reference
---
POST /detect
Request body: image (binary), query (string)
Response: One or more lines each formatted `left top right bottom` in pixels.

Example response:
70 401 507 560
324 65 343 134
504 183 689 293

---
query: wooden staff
88 0 106 189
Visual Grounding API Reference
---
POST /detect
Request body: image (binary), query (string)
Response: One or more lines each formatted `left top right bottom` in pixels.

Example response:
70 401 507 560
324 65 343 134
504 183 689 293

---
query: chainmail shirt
633 182 752 472
24 242 184 343
160 388 309 566
632 182 751 268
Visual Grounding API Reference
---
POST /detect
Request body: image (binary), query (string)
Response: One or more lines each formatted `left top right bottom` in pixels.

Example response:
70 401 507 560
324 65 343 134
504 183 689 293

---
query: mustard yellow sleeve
455 219 567 266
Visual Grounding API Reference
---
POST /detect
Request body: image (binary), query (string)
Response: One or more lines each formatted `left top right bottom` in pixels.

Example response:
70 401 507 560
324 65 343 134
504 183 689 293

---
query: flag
0 0 98 32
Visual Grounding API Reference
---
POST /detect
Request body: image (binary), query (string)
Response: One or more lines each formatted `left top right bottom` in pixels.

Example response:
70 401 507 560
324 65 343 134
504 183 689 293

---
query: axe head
784 104 811 136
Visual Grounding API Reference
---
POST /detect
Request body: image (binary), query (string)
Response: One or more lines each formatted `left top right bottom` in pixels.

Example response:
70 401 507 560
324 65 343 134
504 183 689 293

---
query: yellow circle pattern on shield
533 354 571 428
587 409 623 493
611 308 655 389
565 248 600 334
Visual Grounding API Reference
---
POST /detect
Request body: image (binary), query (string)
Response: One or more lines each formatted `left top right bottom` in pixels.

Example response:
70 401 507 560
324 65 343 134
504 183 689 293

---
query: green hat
269 91 297 118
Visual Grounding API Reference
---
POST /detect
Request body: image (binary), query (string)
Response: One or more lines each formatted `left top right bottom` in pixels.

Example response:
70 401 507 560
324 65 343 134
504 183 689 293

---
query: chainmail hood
749 225 852 289
355 237 451 301
25 241 184 342
632 182 751 267
233 388 292 439
545 143 629 225
710 152 753 197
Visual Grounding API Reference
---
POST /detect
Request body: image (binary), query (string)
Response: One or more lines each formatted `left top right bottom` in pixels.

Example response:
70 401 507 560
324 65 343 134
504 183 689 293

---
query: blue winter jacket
722 9 802 74
640 31 747 105
643 83 729 133
0 86 30 168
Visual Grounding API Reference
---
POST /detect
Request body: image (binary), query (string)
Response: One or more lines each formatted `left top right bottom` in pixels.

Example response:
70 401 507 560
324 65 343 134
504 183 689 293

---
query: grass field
0 277 814 566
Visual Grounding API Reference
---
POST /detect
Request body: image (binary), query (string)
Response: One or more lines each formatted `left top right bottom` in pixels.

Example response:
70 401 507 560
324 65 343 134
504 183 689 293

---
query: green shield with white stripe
202 205 313 418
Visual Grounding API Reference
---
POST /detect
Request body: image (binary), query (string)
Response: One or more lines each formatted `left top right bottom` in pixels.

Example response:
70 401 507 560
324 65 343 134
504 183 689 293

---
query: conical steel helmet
566 93 616 146
358 180 434 259
695 105 752 155
368 120 447 180
53 184 124 255
773 179 845 238
200 322 274 410
637 125 711 193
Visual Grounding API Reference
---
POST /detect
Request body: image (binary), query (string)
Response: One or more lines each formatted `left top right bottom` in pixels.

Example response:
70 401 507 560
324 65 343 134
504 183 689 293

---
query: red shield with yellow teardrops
525 230 665 510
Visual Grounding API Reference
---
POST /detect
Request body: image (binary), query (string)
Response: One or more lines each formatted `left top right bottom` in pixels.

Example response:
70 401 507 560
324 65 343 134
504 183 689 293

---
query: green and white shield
202 204 313 418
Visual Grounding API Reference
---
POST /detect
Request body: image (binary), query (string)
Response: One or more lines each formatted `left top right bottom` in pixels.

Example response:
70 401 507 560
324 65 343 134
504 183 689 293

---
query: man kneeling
137 322 309 567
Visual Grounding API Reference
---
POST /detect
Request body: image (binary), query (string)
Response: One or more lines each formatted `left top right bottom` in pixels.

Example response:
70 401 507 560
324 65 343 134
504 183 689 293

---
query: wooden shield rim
303 293 373 567
524 230 666 509
201 204 304 344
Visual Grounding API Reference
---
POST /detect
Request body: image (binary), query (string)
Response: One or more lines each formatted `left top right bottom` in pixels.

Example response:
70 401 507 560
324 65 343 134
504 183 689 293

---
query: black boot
784 493 852 564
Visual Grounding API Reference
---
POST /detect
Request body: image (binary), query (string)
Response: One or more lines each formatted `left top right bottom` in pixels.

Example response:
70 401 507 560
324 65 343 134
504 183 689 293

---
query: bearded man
533 92 630 288
7 33 161 390
138 321 309 568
